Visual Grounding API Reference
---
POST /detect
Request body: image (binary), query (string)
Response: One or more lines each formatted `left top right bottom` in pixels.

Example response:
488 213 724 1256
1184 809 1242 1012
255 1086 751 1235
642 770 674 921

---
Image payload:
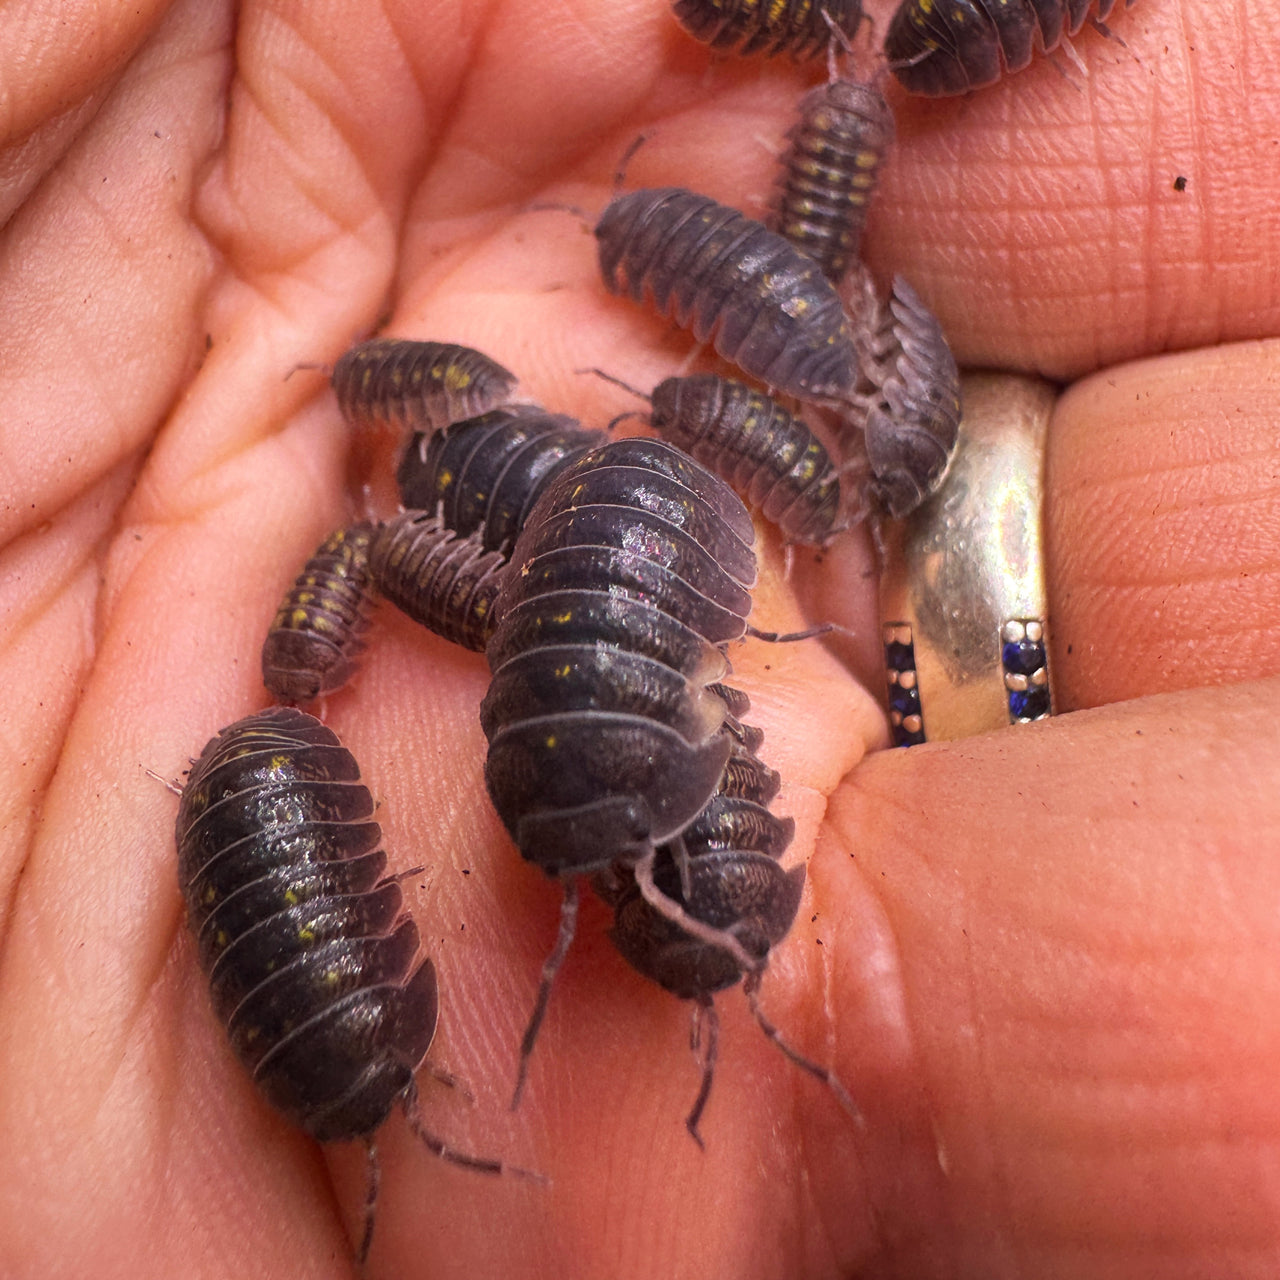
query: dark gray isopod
479 438 780 1101
843 272 961 519
396 405 606 555
885 0 1135 96
671 0 866 59
768 78 894 283
261 523 376 703
595 188 860 403
649 373 845 545
864 276 962 517
482 440 758 876
368 511 511 652
332 338 518 435
604 686 858 1143
176 707 534 1263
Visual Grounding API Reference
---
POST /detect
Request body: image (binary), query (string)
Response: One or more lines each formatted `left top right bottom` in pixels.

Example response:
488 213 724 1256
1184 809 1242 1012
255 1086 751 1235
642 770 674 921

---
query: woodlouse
176 707 535 1262
332 338 518 435
479 437 781 1098
396 406 607 555
595 187 860 402
885 0 1136 96
671 0 866 59
648 374 845 545
844 272 961 518
602 685 857 1143
768 77 894 283
261 523 376 703
369 511 511 652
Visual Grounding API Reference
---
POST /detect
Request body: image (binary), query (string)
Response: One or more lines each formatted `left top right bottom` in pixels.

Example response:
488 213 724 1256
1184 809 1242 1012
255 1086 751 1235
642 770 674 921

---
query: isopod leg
684 995 719 1150
634 848 761 975
421 1060 476 1106
744 621 840 643
357 1138 380 1266
402 1077 547 1183
743 972 863 1127
511 880 581 1110
669 833 694 901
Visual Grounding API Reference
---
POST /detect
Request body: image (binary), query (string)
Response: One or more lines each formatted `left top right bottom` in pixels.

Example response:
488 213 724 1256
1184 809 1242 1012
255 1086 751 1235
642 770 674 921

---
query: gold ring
878 373 1057 746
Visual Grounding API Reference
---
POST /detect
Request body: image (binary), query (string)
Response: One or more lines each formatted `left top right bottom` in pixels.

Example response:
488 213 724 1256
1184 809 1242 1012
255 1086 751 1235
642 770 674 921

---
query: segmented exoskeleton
595 188 860 403
332 338 518 435
885 0 1137 96
768 78 894 283
671 0 866 59
262 524 376 703
175 707 535 1263
649 374 845 545
479 437 784 1100
368 512 511 652
841 272 962 518
600 684 857 1144
396 406 607 555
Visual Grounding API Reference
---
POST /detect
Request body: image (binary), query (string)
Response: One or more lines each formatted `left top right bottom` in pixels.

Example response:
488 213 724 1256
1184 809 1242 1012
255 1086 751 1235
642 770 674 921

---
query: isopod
396 405 607 555
671 0 866 59
768 77 894 282
602 685 858 1144
332 338 518 435
844 272 961 518
648 374 845 545
176 707 536 1263
885 0 1136 96
595 187 860 402
368 511 511 652
479 437 780 1099
261 523 376 703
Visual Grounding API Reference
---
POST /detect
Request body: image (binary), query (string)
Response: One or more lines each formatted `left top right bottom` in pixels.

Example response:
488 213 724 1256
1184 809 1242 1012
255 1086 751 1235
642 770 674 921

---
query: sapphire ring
877 373 1057 747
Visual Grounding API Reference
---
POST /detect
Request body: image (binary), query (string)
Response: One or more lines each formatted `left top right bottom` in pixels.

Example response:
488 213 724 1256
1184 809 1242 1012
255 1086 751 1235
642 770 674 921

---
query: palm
2 1 1278 1277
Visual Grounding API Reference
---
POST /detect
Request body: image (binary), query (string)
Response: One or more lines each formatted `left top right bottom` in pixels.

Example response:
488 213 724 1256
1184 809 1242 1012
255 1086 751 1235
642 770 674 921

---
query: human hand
1 1 1277 1277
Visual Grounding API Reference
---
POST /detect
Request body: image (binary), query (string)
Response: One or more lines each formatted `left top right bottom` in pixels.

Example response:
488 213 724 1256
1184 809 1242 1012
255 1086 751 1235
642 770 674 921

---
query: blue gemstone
1009 686 1051 720
893 722 927 748
885 640 916 672
889 684 920 716
1002 639 1045 676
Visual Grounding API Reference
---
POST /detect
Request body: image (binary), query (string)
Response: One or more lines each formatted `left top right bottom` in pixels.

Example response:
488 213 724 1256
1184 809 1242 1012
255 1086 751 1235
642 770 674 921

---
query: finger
0 0 225 548
867 0 1279 377
820 677 1280 1275
0 0 175 156
1046 338 1280 709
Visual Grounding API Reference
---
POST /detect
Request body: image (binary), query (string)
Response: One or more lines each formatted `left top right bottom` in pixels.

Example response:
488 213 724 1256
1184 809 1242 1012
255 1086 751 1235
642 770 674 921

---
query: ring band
878 373 1057 746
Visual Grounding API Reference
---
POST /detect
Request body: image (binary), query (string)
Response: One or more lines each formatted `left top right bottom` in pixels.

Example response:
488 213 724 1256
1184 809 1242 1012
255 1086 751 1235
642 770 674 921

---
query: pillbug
369 512 511 652
671 0 866 59
595 188 860 403
396 406 607 555
603 686 858 1144
332 338 518 435
176 707 537 1263
843 272 961 519
768 78 894 283
649 374 846 545
262 523 376 703
480 438 780 1100
885 0 1136 96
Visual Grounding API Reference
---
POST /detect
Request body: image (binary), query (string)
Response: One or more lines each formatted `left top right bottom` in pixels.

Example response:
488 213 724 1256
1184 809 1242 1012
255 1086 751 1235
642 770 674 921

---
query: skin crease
0 0 1277 1276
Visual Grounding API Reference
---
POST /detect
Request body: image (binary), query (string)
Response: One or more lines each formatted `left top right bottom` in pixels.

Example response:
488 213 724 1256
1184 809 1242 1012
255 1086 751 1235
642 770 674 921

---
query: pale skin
1 0 1279 1276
